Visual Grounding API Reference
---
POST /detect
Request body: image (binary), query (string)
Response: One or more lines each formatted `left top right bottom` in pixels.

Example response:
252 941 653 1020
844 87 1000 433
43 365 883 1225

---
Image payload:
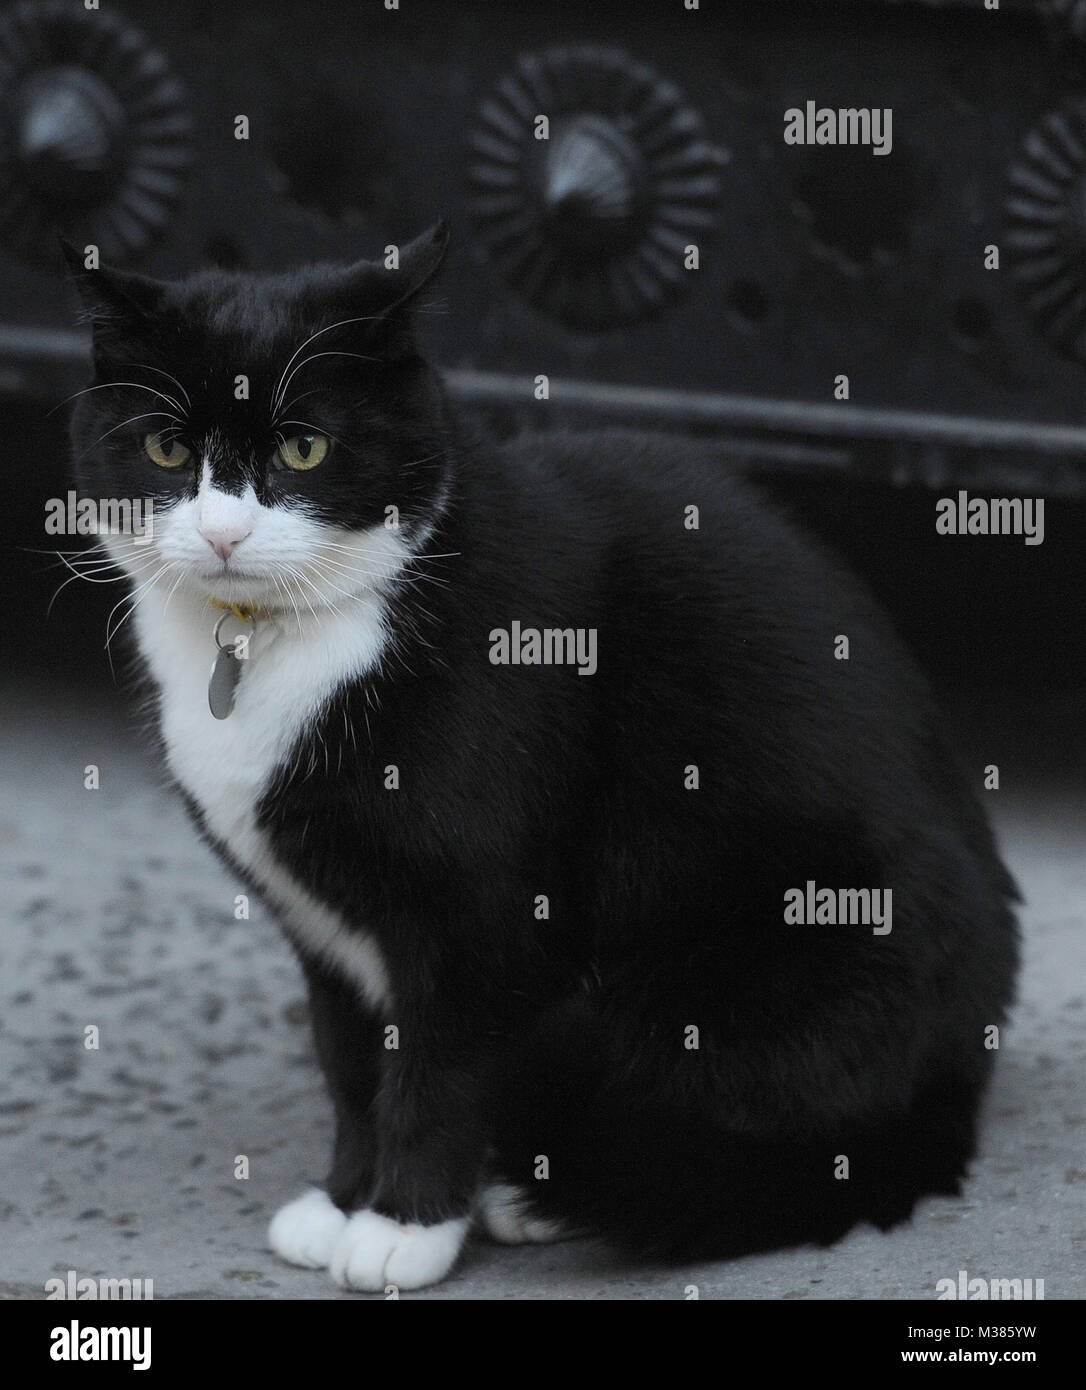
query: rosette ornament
468 45 721 330
1006 98 1086 359
0 0 192 262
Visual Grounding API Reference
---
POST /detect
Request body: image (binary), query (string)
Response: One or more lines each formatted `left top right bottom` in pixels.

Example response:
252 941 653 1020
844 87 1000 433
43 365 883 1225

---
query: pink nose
201 527 251 561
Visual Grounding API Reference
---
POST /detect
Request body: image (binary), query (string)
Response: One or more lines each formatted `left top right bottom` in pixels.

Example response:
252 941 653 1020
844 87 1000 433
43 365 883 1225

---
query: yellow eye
278 433 329 470
144 433 191 468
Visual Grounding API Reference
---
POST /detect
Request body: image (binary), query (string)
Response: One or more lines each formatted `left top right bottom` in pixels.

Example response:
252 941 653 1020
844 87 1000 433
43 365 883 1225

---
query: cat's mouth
199 567 263 581
192 565 279 606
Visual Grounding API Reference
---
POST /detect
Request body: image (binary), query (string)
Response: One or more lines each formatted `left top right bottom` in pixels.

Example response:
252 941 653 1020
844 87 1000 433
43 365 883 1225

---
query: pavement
1 678 1083 1300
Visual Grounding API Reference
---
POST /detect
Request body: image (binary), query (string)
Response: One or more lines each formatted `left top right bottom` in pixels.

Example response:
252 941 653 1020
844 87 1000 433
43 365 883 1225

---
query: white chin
190 571 271 604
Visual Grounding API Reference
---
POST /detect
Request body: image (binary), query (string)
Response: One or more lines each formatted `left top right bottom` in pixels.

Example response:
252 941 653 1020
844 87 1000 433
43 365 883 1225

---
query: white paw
329 1209 469 1291
477 1183 570 1245
268 1188 348 1269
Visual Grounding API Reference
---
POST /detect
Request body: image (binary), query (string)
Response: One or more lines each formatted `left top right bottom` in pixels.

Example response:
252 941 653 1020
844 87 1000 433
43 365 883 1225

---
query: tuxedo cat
63 223 1019 1291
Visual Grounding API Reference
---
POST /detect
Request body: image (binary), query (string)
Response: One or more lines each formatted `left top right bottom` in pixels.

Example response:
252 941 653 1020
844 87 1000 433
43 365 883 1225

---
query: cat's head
62 221 451 617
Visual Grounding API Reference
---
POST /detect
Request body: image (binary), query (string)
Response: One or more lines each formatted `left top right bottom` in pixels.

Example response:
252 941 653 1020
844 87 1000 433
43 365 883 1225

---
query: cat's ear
59 237 167 370
377 219 450 315
324 219 450 357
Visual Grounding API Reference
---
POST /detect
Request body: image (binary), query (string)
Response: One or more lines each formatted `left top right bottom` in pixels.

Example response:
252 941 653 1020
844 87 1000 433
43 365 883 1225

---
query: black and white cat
63 223 1019 1291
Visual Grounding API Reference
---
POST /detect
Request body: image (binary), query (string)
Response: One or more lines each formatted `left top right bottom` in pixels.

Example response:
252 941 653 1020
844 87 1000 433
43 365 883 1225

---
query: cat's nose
200 526 252 561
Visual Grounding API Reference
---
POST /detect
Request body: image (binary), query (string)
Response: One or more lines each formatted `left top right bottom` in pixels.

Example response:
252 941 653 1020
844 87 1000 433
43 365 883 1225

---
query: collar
208 598 260 622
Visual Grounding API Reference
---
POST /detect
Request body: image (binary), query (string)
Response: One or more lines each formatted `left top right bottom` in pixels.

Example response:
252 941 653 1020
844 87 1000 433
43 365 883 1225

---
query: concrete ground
1 679 1083 1300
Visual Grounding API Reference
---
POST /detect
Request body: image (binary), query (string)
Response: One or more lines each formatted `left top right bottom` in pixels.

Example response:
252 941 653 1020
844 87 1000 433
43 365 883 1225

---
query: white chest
132 590 392 1011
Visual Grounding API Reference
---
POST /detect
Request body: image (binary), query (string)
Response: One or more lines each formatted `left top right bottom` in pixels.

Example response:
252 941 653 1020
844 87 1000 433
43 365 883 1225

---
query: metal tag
207 610 255 720
208 644 243 720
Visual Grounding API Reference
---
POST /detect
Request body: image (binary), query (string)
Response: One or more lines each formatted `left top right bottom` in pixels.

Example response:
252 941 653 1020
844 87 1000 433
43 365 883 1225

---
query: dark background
1 0 1083 708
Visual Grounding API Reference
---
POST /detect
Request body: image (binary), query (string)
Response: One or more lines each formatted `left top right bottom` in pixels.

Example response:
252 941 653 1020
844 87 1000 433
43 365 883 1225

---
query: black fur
65 225 1020 1263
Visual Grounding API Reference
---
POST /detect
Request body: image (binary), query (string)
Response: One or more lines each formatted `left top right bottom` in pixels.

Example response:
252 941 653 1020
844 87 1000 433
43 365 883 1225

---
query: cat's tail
490 993 985 1262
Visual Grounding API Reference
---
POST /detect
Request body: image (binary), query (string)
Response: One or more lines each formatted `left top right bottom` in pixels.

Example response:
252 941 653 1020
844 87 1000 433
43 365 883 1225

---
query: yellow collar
209 598 260 622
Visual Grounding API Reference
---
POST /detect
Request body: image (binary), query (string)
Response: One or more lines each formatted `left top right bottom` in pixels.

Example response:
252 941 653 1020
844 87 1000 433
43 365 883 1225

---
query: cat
62 222 1020 1292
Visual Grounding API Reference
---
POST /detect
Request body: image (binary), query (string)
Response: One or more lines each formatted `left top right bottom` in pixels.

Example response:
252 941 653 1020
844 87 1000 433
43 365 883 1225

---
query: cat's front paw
268 1187 348 1268
329 1209 469 1291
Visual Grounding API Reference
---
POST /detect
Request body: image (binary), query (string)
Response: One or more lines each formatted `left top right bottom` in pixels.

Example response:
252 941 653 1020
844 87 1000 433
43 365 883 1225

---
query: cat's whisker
105 562 172 634
309 541 456 590
309 556 442 606
38 538 141 575
133 364 191 411
307 543 391 566
300 563 366 611
273 351 380 418
161 568 188 621
306 555 369 581
21 541 113 558
48 380 186 419
51 545 157 584
104 560 170 641
306 538 439 567
294 561 368 630
276 389 323 420
50 560 123 580
398 449 448 473
77 411 183 463
269 571 301 635
395 572 451 596
270 564 310 626
302 567 416 653
30 549 122 575
267 570 293 629
356 562 452 592
274 555 375 626
272 567 306 634
309 539 461 566
303 556 389 611
104 560 174 669
74 535 160 565
51 557 155 592
272 316 383 416
47 551 160 618
283 565 324 625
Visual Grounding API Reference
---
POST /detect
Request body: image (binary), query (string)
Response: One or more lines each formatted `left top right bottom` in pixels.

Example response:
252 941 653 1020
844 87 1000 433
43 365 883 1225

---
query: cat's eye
277 434 329 471
144 433 191 469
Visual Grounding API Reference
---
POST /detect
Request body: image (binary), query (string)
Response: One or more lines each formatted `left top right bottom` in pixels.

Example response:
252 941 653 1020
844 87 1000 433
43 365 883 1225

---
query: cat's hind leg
475 1181 575 1245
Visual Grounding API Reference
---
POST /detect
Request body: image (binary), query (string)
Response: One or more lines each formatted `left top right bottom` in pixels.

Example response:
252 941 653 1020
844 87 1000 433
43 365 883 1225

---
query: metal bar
0 326 90 362
5 328 1086 459
446 370 1086 456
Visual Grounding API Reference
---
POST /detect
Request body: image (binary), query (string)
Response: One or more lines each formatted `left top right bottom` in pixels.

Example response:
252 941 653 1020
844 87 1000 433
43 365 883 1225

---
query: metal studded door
1 0 1083 681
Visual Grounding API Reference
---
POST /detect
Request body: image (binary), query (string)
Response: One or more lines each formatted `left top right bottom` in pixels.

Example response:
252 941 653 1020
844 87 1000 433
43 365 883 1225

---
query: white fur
268 1188 348 1268
118 473 409 1010
116 471 471 1290
329 1209 469 1291
477 1183 571 1244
